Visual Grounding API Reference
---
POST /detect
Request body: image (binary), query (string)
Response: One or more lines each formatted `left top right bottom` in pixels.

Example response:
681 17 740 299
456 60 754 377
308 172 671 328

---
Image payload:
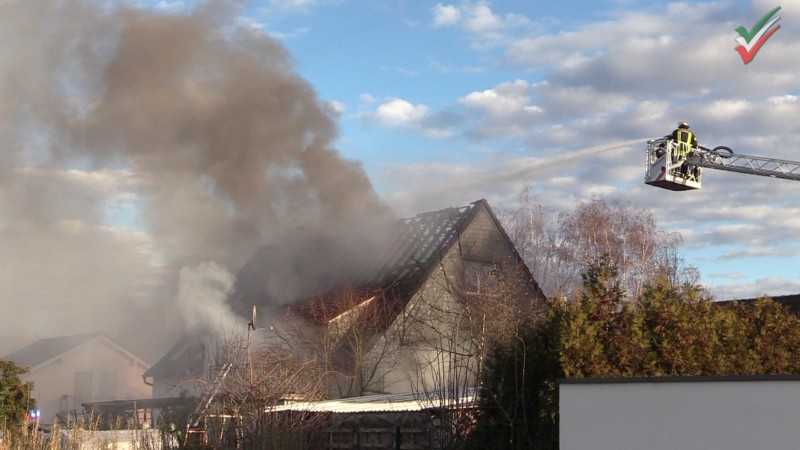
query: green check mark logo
735 6 781 64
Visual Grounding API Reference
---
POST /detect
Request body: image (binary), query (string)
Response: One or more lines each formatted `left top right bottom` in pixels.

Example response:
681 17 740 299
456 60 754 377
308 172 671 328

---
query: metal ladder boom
689 151 800 182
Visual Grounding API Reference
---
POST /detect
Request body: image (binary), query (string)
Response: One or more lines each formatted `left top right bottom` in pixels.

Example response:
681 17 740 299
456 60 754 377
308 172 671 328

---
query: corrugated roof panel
268 389 478 414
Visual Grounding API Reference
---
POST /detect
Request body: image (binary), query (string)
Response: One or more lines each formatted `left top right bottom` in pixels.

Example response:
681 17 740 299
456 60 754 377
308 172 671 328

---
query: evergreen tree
471 256 800 449
0 359 35 435
467 305 562 450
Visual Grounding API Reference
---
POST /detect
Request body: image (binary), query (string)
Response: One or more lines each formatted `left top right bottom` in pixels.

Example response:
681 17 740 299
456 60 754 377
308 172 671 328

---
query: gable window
464 260 500 296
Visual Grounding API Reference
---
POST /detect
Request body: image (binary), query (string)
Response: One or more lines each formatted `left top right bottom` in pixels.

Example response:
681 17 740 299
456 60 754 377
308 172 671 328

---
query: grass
0 415 177 450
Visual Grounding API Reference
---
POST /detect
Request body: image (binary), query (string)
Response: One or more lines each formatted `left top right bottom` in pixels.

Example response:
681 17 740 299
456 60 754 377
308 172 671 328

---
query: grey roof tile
5 332 104 369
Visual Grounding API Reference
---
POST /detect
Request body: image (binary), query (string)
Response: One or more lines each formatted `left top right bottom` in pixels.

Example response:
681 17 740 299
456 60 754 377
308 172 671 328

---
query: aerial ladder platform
645 137 800 191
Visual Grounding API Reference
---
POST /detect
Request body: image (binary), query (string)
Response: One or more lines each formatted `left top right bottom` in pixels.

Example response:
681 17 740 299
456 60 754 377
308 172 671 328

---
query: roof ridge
400 200 481 222
35 330 103 342
4 331 107 369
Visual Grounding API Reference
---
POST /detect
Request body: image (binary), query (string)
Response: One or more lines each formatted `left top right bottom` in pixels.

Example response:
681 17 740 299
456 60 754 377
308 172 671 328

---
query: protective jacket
671 128 697 159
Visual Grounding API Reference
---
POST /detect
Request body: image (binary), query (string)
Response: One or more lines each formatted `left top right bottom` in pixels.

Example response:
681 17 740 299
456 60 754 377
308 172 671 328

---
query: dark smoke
0 1 394 359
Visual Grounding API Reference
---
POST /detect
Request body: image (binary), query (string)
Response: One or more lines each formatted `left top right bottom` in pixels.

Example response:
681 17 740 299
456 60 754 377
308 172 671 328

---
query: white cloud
263 26 310 41
373 98 430 128
538 85 633 119
707 276 800 301
768 95 798 105
463 1 503 33
327 100 345 115
432 3 461 27
358 96 460 139
457 79 543 138
411 1 800 155
460 79 532 114
695 99 751 122
236 16 267 32
430 1 532 48
502 4 729 86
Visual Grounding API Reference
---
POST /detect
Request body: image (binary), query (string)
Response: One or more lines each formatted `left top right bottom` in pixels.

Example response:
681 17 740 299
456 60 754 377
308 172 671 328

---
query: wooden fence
326 426 431 450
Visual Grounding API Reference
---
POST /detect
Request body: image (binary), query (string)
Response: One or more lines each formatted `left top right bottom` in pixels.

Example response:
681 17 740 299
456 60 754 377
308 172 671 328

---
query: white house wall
151 375 205 399
370 240 456 393
27 338 151 425
560 376 800 450
374 205 534 396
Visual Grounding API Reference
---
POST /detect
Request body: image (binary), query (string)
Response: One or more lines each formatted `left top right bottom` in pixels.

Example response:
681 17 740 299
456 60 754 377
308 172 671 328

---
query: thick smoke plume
176 262 236 334
0 1 394 359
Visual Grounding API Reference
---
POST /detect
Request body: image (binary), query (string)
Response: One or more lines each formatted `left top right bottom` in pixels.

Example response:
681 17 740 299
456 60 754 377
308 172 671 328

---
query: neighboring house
4 332 151 425
148 199 545 401
767 294 800 314
142 333 208 399
724 293 800 314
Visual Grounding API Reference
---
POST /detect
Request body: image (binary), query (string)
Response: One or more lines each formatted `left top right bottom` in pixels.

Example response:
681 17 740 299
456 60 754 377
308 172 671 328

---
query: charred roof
228 199 488 319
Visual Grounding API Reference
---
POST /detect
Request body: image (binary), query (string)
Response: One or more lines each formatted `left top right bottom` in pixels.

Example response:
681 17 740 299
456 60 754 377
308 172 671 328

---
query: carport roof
268 389 478 414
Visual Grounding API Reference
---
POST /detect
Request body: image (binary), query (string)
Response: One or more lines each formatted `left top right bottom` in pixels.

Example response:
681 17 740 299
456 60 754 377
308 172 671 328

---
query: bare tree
187 286 409 447
400 237 541 449
502 189 575 301
502 188 695 300
291 286 404 398
183 327 328 449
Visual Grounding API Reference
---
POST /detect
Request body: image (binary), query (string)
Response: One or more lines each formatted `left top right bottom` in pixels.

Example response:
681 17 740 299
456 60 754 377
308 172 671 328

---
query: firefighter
671 121 697 159
670 121 698 178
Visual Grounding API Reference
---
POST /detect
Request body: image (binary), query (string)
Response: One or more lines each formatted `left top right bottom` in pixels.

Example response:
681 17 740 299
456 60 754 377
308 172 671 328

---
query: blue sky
250 0 800 298
2 0 799 349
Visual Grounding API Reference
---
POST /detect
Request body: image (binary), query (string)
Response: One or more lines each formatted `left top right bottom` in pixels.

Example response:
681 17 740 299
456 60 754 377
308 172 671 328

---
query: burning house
2 2 543 446
146 198 545 404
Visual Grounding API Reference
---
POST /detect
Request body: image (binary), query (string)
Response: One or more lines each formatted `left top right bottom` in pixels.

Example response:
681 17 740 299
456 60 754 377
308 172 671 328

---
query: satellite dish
248 305 257 331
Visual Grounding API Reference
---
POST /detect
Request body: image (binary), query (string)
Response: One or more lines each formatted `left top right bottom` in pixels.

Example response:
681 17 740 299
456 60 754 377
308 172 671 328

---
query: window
99 372 117 400
464 261 500 295
73 371 93 403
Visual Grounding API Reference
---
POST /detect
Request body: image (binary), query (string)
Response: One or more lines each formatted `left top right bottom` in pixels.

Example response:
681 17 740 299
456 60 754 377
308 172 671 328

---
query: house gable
5 332 149 374
5 332 103 371
335 200 545 395
143 333 208 379
4 332 151 425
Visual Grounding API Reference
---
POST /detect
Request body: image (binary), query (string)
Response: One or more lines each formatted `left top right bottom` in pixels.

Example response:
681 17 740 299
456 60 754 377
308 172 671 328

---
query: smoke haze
176 262 236 334
0 1 394 359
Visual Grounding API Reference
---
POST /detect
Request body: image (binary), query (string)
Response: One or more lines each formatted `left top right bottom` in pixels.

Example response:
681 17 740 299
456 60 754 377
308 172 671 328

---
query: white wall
27 338 151 425
377 205 531 395
152 376 204 399
560 376 800 450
